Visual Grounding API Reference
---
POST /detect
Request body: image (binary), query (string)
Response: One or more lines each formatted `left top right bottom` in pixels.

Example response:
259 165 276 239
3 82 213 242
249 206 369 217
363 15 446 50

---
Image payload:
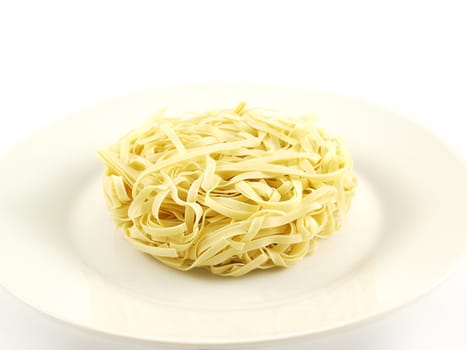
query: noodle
97 103 357 276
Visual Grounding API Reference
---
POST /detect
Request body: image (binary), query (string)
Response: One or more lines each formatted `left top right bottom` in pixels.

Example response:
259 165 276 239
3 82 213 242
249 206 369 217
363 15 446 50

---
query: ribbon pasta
98 103 357 276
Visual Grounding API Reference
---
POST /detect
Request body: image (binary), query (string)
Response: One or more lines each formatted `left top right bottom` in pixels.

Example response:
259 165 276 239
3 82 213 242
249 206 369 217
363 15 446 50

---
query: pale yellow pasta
97 103 357 277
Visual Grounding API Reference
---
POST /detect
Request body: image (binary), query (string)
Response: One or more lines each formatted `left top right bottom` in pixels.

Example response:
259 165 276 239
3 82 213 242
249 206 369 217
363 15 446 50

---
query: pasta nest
98 103 357 277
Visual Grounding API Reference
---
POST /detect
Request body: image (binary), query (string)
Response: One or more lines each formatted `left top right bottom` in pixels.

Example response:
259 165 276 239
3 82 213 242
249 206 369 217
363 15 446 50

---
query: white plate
0 85 466 348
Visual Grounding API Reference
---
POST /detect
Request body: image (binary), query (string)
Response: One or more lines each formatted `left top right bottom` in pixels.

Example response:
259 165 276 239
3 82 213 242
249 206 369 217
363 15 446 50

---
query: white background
0 1 466 349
